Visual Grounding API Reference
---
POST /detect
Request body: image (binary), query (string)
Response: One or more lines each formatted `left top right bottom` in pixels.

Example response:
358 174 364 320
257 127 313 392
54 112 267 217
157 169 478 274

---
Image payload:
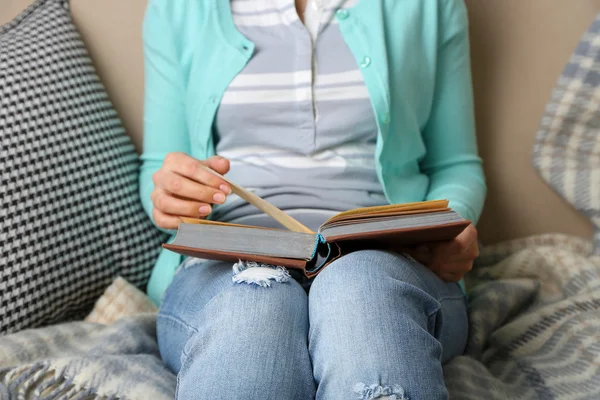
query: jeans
157 250 468 400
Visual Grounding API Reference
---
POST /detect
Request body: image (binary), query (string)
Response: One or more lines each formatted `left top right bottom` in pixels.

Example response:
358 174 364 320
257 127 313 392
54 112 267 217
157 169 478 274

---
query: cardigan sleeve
420 0 487 224
139 0 190 234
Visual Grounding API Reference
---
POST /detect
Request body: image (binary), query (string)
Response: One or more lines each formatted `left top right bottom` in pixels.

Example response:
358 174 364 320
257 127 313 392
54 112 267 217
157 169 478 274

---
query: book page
322 200 450 227
180 217 278 230
196 165 315 234
321 208 451 229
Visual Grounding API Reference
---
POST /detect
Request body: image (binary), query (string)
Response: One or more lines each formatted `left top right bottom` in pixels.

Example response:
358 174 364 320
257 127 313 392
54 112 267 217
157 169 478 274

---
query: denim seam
401 252 468 298
438 295 467 302
161 275 248 348
160 266 242 336
427 295 466 318
181 348 190 364
399 252 451 298
177 293 230 361
172 282 255 361
158 313 198 369
175 365 184 399
158 312 199 335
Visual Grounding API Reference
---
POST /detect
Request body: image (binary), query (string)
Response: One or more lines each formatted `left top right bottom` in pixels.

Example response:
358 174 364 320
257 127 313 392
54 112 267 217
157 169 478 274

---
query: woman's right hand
151 152 231 230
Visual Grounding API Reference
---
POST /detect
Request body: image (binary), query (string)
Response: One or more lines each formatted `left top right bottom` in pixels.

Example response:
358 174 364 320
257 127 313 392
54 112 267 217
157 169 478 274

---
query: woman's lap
158 258 314 399
157 250 468 399
157 258 310 373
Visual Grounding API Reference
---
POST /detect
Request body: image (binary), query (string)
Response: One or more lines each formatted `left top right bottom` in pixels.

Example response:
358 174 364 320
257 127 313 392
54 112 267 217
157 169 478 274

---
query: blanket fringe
0 363 115 400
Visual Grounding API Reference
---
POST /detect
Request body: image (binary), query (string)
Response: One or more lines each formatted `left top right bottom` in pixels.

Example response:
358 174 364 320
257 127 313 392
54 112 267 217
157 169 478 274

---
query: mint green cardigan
140 0 486 304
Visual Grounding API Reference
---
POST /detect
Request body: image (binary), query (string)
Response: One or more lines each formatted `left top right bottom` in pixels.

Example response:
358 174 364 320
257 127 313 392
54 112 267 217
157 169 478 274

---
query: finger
178 161 231 193
432 240 466 262
164 153 231 194
152 208 182 230
462 239 479 260
433 239 479 264
205 156 231 175
155 170 227 204
151 188 212 218
431 226 478 264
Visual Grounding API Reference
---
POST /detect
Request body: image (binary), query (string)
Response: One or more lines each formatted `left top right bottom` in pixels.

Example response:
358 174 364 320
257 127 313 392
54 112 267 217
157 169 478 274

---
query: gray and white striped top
212 0 387 231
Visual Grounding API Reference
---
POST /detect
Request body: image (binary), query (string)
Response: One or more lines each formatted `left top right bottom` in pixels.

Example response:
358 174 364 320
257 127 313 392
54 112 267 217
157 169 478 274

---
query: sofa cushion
0 0 167 334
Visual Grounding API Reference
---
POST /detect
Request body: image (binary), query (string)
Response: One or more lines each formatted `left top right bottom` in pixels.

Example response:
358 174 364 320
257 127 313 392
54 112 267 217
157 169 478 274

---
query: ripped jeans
157 250 468 400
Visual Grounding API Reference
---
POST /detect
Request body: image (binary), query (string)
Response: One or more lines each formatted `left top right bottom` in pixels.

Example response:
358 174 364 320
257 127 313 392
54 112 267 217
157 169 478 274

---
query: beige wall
1 0 598 244
464 1 597 243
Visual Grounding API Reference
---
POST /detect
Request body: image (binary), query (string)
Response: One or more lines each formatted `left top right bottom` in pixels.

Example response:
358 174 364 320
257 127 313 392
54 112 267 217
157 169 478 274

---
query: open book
163 166 470 278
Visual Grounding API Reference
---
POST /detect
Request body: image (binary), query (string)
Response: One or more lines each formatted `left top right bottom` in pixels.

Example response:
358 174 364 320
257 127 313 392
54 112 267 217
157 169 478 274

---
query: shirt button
360 56 371 68
382 113 391 125
335 9 349 20
209 96 218 104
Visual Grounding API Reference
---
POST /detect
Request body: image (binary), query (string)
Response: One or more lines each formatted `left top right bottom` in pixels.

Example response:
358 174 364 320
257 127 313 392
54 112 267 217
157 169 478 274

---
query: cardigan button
360 56 371 68
382 113 390 125
335 9 349 20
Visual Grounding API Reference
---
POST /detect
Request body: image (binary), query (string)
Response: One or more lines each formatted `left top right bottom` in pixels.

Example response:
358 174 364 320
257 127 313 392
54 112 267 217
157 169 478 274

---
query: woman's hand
151 152 231 230
407 224 479 282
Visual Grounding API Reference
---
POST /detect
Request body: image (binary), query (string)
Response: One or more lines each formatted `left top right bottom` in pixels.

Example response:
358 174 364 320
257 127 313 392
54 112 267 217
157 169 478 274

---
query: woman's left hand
407 224 479 282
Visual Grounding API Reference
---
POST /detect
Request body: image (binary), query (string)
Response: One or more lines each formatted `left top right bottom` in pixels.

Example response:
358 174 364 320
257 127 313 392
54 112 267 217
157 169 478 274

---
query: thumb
206 156 230 175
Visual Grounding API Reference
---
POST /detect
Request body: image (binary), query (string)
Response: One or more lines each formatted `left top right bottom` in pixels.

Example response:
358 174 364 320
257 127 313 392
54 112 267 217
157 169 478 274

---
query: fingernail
213 192 226 204
219 184 231 195
199 205 211 215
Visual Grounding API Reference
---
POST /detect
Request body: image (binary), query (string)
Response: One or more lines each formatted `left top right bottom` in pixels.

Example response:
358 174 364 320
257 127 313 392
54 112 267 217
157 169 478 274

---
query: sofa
1 1 599 399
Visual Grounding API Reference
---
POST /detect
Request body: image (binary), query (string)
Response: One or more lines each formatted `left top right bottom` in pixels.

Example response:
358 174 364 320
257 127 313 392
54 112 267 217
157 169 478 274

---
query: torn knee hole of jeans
354 383 408 400
232 260 290 287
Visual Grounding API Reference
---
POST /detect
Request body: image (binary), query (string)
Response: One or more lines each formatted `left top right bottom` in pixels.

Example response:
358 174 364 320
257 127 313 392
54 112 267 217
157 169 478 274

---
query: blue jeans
157 250 468 400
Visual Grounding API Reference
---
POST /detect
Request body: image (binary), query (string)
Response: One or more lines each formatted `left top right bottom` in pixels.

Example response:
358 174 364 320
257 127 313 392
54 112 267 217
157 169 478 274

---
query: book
163 165 470 278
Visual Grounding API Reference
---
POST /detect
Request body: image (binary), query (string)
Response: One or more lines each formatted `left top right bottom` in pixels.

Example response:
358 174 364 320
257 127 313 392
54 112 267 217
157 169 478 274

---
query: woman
140 0 486 398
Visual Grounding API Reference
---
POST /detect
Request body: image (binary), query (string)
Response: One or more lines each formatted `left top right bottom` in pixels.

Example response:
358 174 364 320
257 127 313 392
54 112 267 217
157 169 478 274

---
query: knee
309 250 445 324
170 263 309 346
228 261 308 322
312 250 426 297
176 266 314 399
164 262 308 353
240 282 308 328
179 265 309 361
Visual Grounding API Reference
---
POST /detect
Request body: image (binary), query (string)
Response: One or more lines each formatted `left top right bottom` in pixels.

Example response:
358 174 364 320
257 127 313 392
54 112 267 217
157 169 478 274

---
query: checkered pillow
0 0 167 334
533 15 600 254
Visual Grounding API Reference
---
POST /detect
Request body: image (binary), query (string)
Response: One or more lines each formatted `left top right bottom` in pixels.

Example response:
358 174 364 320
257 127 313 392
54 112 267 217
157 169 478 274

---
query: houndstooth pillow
0 0 168 334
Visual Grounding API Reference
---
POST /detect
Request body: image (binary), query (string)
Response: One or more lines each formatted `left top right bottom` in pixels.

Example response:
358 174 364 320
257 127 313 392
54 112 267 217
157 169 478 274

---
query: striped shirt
212 0 387 231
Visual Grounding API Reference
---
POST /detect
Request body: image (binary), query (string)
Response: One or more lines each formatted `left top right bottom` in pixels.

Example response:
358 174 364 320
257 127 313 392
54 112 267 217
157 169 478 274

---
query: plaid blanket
1 235 598 400
445 234 600 399
0 278 175 400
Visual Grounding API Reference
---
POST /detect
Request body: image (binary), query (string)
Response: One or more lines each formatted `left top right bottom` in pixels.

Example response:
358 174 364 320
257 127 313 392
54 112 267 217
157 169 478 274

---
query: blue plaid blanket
1 234 598 400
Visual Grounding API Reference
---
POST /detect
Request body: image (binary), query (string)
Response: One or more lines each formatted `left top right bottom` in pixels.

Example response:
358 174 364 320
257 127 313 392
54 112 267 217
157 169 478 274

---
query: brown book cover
161 166 469 278
163 218 469 278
